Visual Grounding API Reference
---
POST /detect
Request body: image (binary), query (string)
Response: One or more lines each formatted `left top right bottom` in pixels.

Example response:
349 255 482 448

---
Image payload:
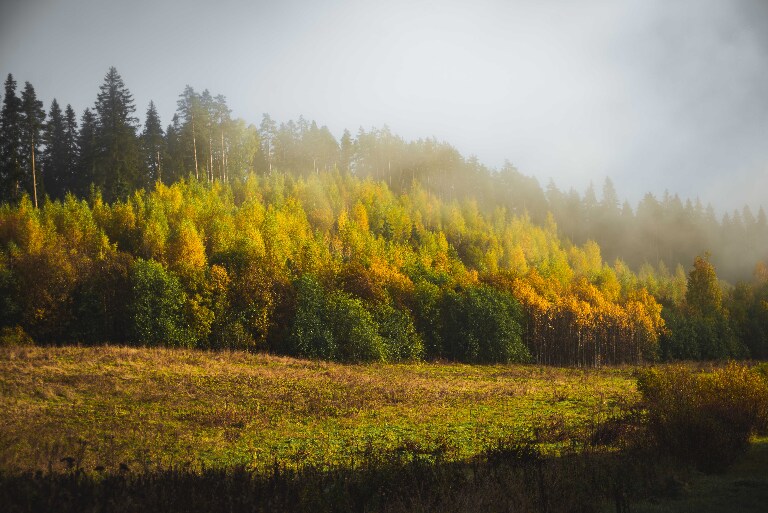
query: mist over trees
1 67 767 363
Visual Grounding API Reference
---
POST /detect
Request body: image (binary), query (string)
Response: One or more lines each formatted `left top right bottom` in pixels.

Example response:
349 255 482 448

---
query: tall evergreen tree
62 105 78 194
20 81 46 207
176 85 201 180
213 95 230 182
0 74 24 203
75 108 97 197
140 101 164 186
258 113 276 175
93 67 139 201
42 99 67 200
164 114 184 184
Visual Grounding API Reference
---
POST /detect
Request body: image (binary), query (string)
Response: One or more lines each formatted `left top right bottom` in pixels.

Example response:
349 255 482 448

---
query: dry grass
0 345 638 475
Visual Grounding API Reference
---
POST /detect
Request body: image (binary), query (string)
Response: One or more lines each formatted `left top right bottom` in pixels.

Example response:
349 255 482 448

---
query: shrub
288 275 390 362
288 274 336 359
129 259 193 347
372 302 424 361
636 363 768 473
0 325 33 347
441 285 529 363
327 293 386 362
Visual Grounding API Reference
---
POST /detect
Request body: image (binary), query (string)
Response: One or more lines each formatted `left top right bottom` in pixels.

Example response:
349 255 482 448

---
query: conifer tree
75 108 97 197
140 101 164 186
0 74 24 202
93 67 139 201
42 99 67 200
62 105 78 194
20 81 46 207
176 85 201 180
164 114 184 184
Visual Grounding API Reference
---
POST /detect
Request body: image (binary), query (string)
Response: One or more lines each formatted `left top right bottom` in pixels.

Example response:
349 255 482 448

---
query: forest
1 67 767 364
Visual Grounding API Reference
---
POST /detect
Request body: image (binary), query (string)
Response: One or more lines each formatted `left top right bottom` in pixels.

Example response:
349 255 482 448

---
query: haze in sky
1 0 767 212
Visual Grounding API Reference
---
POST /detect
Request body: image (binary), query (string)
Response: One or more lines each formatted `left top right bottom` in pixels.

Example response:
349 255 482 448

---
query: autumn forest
1 67 768 365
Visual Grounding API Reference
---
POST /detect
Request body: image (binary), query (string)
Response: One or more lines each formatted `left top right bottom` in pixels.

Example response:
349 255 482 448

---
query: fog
2 0 766 212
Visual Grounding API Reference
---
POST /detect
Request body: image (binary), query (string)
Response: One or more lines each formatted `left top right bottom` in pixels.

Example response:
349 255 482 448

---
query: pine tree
258 113 277 175
42 99 67 200
140 101 164 186
213 95 230 182
0 74 24 203
62 105 78 194
93 67 139 201
340 128 353 174
164 114 184 184
20 81 46 207
176 85 201 180
75 108 97 197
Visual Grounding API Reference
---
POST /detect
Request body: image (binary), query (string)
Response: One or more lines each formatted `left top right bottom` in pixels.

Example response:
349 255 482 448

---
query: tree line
2 67 765 284
1 67 767 363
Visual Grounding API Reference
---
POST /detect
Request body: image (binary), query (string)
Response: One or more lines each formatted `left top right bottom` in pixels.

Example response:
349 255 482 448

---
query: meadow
1 345 766 512
0 345 637 474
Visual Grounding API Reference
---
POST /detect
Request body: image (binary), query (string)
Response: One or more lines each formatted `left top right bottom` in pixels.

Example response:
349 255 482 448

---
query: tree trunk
30 135 38 208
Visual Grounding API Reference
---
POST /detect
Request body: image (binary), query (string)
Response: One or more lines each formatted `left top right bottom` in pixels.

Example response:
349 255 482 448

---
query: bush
0 325 33 347
372 302 424 361
636 363 768 473
327 292 387 362
288 275 336 359
129 259 193 347
441 285 529 363
288 275 386 362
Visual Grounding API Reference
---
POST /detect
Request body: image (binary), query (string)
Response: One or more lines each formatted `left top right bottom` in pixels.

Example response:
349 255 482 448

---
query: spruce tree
164 114 184 184
42 98 67 200
140 100 164 186
0 74 24 203
75 108 97 197
20 81 46 207
63 105 78 194
93 66 139 201
176 85 201 180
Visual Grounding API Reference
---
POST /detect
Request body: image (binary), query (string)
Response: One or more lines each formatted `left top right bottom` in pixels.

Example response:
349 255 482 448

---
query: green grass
0 345 638 475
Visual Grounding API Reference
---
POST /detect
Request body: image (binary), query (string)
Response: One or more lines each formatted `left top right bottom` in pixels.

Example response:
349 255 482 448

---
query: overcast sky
2 0 767 213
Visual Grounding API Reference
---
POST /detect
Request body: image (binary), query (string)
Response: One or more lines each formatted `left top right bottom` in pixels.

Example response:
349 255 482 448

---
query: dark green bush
288 274 336 359
372 302 424 361
129 259 193 347
327 292 386 362
636 363 768 473
288 275 386 362
441 285 529 363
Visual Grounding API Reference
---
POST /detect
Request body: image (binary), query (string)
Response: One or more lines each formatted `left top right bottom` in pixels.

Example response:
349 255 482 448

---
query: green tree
164 114 184 184
62 105 79 194
288 274 335 359
0 74 24 203
176 85 202 180
93 67 140 201
20 81 46 207
42 99 67 200
441 285 529 363
129 258 191 347
75 108 97 197
686 254 722 318
140 101 164 186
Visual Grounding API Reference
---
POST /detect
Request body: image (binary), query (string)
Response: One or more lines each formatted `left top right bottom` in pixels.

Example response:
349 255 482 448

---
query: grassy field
3 346 767 512
0 345 638 475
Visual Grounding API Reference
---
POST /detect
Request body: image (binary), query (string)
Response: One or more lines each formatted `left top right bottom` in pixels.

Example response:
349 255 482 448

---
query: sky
1 0 767 213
